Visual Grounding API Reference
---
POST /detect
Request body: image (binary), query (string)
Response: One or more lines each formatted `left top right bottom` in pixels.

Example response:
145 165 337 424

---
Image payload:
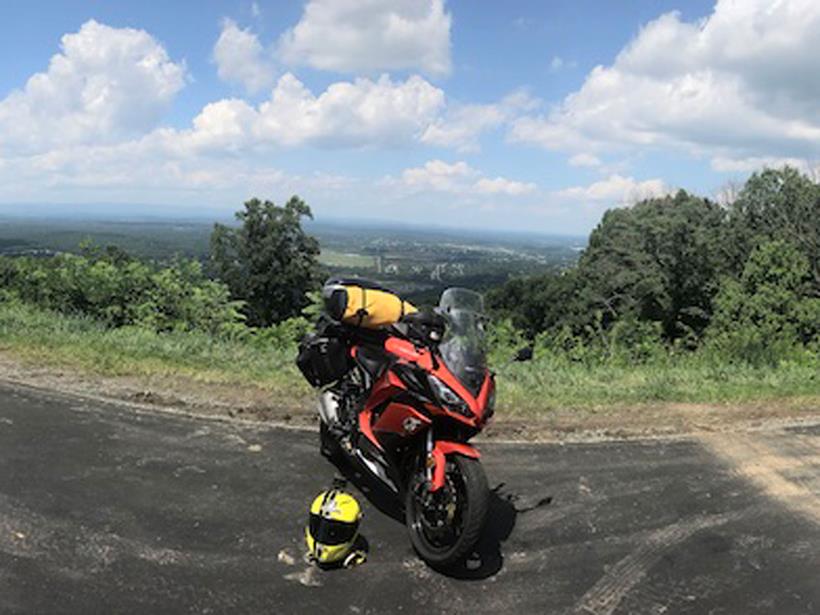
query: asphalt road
0 382 818 615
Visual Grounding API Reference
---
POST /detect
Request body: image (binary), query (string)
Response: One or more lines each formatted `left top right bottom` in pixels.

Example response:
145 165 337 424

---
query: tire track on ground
571 510 746 615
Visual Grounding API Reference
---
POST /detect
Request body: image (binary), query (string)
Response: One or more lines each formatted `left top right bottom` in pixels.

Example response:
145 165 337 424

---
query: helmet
305 482 362 566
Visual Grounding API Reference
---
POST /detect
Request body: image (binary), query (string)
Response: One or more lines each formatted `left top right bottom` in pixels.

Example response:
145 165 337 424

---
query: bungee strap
355 286 368 327
343 550 367 568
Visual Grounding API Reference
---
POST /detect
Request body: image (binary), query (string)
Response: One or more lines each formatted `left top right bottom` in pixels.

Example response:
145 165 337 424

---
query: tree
486 270 578 337
726 167 820 293
575 190 727 344
209 196 321 327
708 240 820 362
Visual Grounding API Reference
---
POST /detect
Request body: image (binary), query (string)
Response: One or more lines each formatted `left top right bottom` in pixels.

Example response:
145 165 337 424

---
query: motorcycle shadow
436 485 517 580
326 450 520 581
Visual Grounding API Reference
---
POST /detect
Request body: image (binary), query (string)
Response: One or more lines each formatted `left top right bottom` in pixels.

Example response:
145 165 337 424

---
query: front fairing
438 323 487 396
437 290 489 397
378 335 492 428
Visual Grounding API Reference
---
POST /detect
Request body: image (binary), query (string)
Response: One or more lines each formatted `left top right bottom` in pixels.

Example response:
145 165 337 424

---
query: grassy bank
499 352 819 417
0 300 312 403
0 300 818 418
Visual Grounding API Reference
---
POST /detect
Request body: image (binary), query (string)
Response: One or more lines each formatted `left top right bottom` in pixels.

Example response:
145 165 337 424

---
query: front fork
425 429 434 483
423 427 481 492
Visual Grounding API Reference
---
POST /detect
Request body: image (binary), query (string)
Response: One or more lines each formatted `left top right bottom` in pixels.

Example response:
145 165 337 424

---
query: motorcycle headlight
428 375 472 418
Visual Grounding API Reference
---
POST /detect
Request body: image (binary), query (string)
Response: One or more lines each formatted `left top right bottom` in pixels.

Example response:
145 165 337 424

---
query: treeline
488 167 819 364
0 197 321 344
1 168 818 368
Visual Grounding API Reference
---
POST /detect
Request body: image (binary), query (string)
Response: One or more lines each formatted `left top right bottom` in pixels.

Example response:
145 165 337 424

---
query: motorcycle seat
355 345 389 381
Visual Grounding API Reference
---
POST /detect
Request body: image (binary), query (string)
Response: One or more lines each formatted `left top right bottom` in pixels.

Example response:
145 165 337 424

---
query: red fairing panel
384 337 435 370
359 362 412 450
474 373 494 423
373 402 431 436
430 441 480 491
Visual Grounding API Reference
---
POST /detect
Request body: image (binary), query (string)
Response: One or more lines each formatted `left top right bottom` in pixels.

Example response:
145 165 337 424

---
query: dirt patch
0 352 316 427
702 433 820 525
480 399 820 443
1 351 818 442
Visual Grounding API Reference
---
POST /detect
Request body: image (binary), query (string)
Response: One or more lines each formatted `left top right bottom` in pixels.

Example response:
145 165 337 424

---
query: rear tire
405 455 489 567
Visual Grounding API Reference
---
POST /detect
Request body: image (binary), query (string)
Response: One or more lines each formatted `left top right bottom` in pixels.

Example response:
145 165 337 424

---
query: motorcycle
297 287 496 566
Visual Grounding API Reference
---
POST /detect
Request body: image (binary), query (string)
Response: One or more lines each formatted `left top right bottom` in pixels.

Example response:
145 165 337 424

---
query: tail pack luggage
323 278 417 329
296 333 349 387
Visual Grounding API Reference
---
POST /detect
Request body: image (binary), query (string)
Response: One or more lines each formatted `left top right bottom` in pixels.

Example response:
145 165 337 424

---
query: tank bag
323 281 417 329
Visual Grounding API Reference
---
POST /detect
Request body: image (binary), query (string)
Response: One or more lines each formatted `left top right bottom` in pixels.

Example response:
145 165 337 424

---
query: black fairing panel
355 346 389 381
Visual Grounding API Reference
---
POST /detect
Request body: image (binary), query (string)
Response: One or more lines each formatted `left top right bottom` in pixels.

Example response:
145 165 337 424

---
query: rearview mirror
514 346 534 362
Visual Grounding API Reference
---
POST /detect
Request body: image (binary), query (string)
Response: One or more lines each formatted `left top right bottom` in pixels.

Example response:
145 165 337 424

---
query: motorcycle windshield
437 288 488 396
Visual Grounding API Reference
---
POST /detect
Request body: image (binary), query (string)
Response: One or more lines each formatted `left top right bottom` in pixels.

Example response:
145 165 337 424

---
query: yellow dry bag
322 278 417 329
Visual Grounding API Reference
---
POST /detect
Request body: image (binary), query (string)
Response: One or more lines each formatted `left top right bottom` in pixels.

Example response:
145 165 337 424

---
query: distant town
0 215 584 304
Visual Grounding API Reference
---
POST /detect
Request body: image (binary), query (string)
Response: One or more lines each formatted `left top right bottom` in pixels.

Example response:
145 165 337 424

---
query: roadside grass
0 300 818 417
0 300 312 403
498 350 820 417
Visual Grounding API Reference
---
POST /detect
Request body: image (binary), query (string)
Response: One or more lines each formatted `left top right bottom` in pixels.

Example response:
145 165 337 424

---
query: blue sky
0 0 817 234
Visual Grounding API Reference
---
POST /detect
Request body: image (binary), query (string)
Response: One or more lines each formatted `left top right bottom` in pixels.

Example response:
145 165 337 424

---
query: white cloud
474 177 536 196
278 0 452 77
7 71 446 165
421 89 539 152
549 56 576 72
213 19 276 94
511 0 820 162
710 155 817 174
557 174 671 204
0 17 532 218
0 20 186 155
397 159 535 196
0 132 357 206
252 73 445 147
421 104 505 152
187 99 258 150
569 153 601 167
157 72 447 151
401 159 477 191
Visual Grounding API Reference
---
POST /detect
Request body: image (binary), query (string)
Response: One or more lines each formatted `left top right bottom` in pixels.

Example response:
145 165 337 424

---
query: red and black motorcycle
297 287 495 566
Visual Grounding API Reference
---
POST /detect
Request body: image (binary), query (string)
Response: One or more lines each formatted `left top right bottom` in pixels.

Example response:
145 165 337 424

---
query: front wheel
405 455 489 567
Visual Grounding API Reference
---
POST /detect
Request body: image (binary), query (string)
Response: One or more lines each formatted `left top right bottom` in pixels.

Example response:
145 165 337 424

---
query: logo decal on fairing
402 417 423 433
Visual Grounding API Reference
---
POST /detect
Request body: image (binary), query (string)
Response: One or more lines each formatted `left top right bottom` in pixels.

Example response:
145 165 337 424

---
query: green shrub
0 249 244 335
707 240 820 365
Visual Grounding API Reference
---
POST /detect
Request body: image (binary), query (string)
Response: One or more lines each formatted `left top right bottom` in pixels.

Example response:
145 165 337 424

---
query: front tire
405 455 489 567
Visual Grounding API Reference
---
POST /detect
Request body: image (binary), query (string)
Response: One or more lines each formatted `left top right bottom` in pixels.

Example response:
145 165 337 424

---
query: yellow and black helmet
305 481 363 566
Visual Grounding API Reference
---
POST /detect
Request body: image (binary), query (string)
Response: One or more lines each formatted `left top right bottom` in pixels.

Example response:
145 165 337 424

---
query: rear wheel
405 455 488 567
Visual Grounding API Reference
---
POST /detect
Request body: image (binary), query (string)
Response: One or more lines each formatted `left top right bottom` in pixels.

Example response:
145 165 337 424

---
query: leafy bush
707 240 820 364
0 247 244 335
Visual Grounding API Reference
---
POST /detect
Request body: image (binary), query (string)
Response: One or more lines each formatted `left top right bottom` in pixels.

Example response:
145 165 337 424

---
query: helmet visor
309 513 358 546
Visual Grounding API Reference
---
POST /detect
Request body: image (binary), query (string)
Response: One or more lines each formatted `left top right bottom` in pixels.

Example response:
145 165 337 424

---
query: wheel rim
409 463 467 554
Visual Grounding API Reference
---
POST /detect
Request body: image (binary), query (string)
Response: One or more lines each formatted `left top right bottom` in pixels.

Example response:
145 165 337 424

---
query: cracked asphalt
0 382 818 614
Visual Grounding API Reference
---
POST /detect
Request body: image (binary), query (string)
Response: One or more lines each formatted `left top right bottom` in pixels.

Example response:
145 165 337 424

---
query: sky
0 0 818 234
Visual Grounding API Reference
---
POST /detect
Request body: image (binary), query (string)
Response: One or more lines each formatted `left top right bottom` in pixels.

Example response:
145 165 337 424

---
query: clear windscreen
437 288 488 395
